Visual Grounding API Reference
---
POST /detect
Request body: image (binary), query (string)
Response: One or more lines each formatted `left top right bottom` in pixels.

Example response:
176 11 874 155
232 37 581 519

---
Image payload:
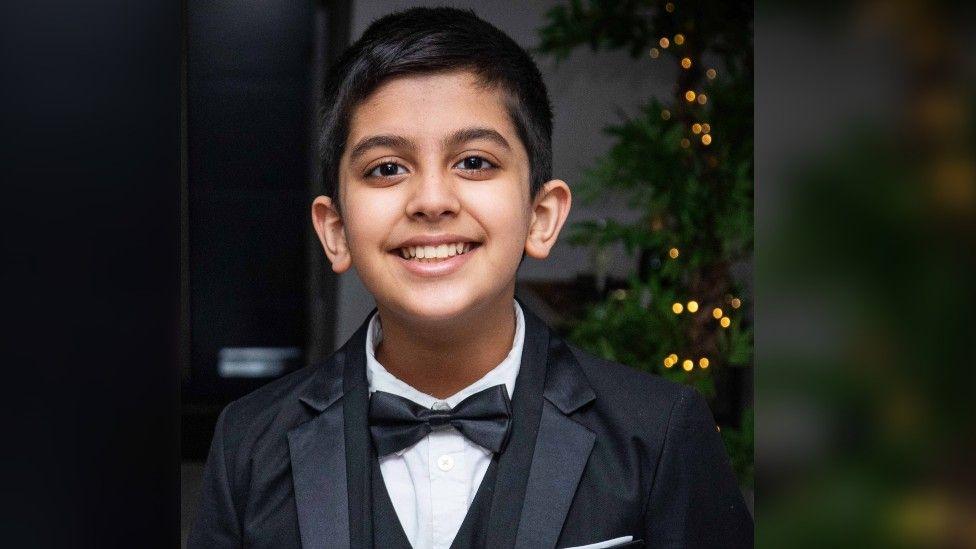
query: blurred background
757 1 976 547
177 0 755 544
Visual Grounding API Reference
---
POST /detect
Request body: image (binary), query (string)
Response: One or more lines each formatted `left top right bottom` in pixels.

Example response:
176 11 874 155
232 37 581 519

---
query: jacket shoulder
569 343 688 400
567 343 699 433
215 360 336 452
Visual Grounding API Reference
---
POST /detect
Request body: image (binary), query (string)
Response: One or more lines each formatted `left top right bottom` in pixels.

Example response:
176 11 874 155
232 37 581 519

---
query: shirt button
431 401 451 411
437 454 454 471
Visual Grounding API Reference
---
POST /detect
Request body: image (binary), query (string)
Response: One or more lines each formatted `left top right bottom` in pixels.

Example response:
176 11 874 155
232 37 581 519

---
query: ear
311 195 352 273
525 179 572 259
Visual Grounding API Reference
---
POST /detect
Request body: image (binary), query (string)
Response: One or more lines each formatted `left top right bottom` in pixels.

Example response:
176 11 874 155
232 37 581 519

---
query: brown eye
368 162 407 178
454 156 495 171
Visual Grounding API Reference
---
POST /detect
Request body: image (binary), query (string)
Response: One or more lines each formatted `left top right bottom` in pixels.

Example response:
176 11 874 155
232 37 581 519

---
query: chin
390 287 488 324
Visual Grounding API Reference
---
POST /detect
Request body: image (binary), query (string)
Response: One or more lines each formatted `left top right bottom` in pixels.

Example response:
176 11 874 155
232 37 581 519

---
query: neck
374 293 517 400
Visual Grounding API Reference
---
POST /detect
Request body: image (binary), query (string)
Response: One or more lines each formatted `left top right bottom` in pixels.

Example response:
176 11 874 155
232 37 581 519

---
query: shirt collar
365 301 525 455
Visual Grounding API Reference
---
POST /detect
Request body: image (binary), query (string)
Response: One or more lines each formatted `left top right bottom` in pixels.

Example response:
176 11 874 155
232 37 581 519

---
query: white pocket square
562 535 635 549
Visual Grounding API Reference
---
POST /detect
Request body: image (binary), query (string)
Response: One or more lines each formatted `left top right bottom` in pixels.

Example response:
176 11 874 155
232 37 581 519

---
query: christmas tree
537 0 753 486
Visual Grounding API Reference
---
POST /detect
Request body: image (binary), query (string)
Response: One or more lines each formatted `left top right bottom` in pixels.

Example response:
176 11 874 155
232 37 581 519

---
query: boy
189 7 752 549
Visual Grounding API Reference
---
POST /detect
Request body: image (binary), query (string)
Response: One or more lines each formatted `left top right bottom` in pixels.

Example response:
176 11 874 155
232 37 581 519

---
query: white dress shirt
365 300 525 549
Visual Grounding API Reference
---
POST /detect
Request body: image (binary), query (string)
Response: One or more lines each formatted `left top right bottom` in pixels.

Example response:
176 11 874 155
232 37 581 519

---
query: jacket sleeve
643 386 754 548
187 407 243 548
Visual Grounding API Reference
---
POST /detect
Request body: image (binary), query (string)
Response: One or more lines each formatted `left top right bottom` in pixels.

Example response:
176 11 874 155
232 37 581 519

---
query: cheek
343 190 401 256
463 183 531 250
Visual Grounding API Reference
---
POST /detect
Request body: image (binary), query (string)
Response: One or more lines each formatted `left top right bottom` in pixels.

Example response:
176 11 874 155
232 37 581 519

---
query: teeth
397 242 475 261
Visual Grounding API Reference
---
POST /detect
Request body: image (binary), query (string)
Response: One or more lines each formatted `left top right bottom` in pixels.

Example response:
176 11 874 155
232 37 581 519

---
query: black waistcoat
370 450 500 549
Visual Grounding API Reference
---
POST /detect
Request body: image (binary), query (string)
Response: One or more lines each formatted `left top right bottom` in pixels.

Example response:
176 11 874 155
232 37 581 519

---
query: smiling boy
189 7 752 549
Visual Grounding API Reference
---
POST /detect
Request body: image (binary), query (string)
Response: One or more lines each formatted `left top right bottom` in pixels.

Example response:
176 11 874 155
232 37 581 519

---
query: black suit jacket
188 305 753 548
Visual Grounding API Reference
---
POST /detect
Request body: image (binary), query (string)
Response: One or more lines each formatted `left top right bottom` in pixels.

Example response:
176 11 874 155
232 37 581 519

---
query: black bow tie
368 384 513 457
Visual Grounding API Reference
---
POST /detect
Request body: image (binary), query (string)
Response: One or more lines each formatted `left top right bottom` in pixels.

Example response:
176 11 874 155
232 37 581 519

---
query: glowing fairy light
687 300 699 313
672 302 684 314
712 307 723 319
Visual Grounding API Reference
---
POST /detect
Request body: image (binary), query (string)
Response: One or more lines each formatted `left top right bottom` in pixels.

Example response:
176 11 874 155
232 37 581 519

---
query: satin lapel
287 312 375 549
513 305 597 549
484 300 550 548
288 400 348 549
513 401 596 549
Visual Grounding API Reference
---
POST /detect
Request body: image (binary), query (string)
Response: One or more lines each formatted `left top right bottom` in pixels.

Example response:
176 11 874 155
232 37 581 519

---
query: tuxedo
188 303 753 548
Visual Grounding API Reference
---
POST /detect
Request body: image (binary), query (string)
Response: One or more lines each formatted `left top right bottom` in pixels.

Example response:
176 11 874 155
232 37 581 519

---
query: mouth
390 242 481 279
392 241 481 262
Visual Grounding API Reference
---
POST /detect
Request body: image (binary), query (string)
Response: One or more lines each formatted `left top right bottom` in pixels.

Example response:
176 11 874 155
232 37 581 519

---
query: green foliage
538 0 753 486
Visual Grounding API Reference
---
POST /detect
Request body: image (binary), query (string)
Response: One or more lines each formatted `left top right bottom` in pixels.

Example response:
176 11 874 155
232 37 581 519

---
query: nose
404 169 461 222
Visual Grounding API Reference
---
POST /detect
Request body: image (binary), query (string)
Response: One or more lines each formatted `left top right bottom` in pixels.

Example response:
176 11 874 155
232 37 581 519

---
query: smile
396 242 477 261
390 242 481 277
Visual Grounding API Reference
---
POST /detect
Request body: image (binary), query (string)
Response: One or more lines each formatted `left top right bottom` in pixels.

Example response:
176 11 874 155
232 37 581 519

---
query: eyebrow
443 127 511 152
347 126 511 164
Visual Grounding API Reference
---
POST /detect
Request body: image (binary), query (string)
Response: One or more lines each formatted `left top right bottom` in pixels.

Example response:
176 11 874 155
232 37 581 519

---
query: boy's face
312 70 570 324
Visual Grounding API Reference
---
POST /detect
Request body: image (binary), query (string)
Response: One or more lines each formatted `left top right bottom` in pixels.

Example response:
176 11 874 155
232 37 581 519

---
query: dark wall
182 0 344 459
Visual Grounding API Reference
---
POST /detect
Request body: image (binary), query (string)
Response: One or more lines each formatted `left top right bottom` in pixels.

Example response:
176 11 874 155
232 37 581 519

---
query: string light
706 68 717 79
692 123 702 134
659 37 670 48
672 302 684 314
674 34 685 45
731 297 742 309
649 47 660 59
712 307 723 319
699 357 710 368
687 300 699 313
669 353 678 363
665 2 675 13
682 359 694 371
702 123 711 133
664 356 674 368
720 316 731 328
661 109 671 120
680 138 690 148
680 57 692 69
668 247 680 258
701 134 712 145
697 93 708 105
684 90 697 102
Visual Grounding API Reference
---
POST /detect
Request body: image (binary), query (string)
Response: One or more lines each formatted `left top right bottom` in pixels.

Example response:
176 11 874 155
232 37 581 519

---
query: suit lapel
513 305 597 549
287 313 374 549
487 301 598 549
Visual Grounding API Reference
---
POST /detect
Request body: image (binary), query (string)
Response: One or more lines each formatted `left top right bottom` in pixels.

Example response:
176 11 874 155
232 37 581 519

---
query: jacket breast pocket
561 536 644 548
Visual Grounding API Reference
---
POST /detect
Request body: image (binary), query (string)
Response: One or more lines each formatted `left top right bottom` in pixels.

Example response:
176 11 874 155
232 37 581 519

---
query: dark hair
318 7 552 205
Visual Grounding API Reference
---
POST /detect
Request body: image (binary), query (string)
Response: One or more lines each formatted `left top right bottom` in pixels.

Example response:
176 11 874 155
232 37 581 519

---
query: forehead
344 70 520 151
